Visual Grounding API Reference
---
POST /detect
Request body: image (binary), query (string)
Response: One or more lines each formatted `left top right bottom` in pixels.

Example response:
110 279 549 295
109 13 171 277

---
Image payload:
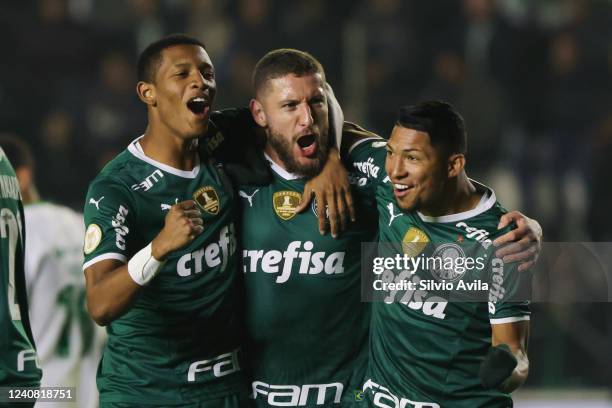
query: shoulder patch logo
84 224 102 255
273 191 302 221
402 227 429 257
194 186 220 215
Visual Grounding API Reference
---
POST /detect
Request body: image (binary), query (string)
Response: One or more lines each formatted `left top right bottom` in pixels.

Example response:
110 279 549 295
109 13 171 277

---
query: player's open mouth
296 134 317 157
186 97 210 118
393 183 414 197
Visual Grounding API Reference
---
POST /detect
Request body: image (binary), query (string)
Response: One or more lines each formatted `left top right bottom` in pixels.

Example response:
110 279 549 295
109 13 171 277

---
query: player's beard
267 128 329 178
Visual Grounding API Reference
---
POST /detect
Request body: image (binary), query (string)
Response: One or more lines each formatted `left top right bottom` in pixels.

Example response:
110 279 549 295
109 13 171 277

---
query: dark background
1 0 610 402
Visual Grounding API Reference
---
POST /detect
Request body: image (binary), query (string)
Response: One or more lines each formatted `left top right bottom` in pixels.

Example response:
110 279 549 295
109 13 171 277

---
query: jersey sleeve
487 242 531 325
347 137 389 200
82 178 135 270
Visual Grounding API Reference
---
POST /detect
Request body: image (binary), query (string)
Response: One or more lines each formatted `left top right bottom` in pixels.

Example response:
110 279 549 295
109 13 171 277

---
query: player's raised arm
480 321 530 393
84 200 202 326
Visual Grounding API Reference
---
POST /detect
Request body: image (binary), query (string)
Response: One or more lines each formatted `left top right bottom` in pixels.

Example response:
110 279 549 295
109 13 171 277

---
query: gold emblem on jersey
193 186 220 215
273 191 302 221
402 227 429 257
84 224 102 255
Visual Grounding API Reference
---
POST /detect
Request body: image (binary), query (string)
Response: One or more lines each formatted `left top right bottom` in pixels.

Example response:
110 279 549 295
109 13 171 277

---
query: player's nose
298 103 314 127
388 156 407 179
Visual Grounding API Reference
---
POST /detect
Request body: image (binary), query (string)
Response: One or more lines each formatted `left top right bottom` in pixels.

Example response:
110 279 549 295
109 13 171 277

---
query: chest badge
273 191 302 221
194 186 220 215
402 227 429 257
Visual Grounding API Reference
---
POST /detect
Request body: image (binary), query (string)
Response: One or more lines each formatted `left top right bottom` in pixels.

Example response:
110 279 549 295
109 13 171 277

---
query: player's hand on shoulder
297 148 356 238
493 211 543 272
152 200 203 260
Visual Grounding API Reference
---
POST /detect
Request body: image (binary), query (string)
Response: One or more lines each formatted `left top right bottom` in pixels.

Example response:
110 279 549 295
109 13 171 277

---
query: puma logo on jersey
243 241 345 284
363 379 440 408
89 196 105 210
387 203 403 226
239 189 259 207
161 198 179 211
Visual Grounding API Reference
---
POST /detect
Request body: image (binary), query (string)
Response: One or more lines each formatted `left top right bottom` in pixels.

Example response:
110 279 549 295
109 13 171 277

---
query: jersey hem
83 253 126 270
490 315 530 324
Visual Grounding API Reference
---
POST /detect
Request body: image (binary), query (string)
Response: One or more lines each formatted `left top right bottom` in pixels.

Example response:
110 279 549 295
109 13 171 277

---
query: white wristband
127 243 165 286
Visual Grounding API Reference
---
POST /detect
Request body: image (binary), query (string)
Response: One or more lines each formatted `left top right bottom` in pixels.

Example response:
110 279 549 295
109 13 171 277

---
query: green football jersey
0 148 41 387
349 140 530 408
239 150 378 407
83 138 246 405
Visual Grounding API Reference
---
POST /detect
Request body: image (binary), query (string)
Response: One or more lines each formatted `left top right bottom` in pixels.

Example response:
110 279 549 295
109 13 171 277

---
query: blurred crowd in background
1 0 610 398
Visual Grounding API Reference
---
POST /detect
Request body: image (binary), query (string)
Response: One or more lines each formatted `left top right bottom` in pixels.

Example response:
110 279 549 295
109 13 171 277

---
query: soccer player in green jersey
238 49 375 407
352 102 531 407
82 35 249 407
0 146 42 406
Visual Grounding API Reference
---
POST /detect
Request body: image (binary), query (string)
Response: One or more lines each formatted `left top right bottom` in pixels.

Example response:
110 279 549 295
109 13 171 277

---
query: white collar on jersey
417 179 497 223
127 136 201 179
264 152 304 181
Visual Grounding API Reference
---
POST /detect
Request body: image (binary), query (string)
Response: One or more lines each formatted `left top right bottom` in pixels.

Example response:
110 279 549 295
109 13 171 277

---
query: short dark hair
0 134 34 170
396 101 467 158
252 48 325 95
137 34 206 83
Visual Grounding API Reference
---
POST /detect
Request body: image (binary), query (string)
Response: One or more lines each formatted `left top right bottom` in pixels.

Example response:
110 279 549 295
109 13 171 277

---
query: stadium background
1 0 610 406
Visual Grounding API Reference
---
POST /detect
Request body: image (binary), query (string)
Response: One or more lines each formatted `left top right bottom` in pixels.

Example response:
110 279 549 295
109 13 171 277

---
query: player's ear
447 153 465 177
250 99 267 128
137 81 156 106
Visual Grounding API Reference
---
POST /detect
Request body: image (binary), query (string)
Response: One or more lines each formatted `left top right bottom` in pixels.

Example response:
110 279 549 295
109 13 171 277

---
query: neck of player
419 172 482 217
140 127 200 171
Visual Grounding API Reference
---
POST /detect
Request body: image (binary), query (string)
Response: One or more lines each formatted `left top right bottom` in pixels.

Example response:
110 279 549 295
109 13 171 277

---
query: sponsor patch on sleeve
84 224 102 255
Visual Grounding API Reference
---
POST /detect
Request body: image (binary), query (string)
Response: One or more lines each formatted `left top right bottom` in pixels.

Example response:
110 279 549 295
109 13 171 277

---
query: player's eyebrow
173 61 213 69
386 144 419 153
278 97 299 105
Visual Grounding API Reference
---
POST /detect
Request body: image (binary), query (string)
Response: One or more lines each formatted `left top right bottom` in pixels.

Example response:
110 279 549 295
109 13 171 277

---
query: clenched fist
151 200 203 260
